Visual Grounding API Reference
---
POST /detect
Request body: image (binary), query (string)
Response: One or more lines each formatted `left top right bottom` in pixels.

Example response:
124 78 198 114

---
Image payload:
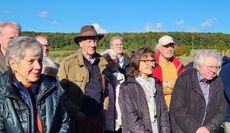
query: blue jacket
220 56 230 122
0 70 70 133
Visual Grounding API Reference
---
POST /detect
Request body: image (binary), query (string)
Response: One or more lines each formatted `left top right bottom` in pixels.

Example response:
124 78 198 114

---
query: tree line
21 31 230 56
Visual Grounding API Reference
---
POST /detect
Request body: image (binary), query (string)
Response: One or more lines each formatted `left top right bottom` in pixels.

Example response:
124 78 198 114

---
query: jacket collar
190 68 219 100
75 49 108 68
0 70 21 99
0 70 56 100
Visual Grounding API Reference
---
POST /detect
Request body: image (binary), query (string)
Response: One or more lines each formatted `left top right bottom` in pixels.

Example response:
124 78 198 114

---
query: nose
34 60 42 70
91 41 97 47
168 46 174 51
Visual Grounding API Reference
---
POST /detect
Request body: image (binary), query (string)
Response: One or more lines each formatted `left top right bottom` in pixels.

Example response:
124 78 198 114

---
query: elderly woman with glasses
119 48 170 133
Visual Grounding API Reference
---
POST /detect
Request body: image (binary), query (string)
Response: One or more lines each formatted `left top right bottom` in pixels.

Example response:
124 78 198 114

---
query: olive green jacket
57 49 109 116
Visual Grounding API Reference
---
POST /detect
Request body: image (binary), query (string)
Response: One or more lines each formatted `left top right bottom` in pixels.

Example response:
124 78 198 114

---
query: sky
1 0 230 34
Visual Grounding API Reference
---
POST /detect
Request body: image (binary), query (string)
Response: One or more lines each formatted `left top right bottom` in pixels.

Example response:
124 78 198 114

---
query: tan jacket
57 49 109 115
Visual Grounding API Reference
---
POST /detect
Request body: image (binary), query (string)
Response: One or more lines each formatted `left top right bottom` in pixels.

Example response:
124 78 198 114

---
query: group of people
0 21 229 133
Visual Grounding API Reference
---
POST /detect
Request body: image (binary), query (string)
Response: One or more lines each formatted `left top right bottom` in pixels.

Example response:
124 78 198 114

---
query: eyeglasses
203 65 220 70
140 59 156 65
113 43 123 46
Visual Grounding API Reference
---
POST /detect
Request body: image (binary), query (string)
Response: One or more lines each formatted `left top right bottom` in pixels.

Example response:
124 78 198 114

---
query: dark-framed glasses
140 59 156 65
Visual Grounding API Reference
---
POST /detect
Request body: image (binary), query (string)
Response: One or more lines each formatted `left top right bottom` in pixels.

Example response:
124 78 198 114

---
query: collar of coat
0 69 60 101
186 69 221 101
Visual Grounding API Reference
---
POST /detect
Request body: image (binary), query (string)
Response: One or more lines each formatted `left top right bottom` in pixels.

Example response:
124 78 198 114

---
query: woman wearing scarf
119 48 170 133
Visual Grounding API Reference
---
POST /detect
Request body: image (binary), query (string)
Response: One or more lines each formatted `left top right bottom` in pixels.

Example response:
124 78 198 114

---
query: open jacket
170 68 227 133
57 49 109 117
152 51 185 84
119 77 170 133
0 70 70 133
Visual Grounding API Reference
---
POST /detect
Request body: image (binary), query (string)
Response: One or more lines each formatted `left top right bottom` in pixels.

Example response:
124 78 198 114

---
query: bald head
36 36 49 56
0 22 20 56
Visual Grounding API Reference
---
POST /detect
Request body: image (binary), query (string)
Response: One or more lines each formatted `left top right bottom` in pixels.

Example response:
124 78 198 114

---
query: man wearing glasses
152 35 185 110
36 35 59 77
170 50 227 133
110 36 130 75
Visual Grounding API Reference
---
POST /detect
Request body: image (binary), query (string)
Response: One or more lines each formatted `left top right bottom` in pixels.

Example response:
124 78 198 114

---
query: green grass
49 50 76 58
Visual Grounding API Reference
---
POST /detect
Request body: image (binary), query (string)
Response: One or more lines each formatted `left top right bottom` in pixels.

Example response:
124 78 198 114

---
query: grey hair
193 50 222 69
5 36 42 66
0 21 21 36
101 49 118 60
155 43 162 51
110 36 123 46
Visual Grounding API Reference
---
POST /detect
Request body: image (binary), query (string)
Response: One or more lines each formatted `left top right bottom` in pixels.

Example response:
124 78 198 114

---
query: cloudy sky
1 0 229 33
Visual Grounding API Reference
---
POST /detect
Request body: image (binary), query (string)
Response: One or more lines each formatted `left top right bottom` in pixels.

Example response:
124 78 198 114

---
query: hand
163 81 172 88
116 73 125 83
196 127 210 133
103 108 108 112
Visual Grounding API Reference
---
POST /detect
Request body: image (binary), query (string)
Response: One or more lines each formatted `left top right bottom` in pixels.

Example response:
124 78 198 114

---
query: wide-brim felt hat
74 25 104 43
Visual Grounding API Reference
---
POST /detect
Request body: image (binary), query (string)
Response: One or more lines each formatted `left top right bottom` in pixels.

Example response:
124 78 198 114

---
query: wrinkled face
0 26 19 55
139 55 156 77
159 43 175 60
197 56 220 80
79 37 98 58
36 37 49 56
11 48 42 85
111 39 123 54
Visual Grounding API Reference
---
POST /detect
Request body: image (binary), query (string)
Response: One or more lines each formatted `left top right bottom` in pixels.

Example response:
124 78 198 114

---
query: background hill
21 31 230 64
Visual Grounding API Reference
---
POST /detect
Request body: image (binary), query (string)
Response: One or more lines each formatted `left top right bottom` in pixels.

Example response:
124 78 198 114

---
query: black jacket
170 69 227 133
0 70 70 133
119 77 170 133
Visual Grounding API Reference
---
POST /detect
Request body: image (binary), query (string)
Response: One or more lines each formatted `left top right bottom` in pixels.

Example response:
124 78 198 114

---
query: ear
9 58 18 72
79 42 84 49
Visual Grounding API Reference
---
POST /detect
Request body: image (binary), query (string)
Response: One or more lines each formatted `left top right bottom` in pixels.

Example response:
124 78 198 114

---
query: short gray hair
5 36 42 66
0 21 21 36
193 50 222 69
110 36 123 46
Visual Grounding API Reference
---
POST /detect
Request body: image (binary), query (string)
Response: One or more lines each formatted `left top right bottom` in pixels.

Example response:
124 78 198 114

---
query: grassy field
49 50 76 57
50 49 229 66
49 50 76 63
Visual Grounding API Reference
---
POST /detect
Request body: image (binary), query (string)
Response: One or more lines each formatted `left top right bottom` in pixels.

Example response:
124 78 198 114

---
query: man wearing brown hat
57 25 109 133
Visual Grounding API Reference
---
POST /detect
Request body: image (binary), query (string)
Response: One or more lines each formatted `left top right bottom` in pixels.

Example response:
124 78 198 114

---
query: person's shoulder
60 50 82 64
120 77 136 88
62 53 78 62
178 68 196 79
98 53 108 66
40 75 65 93
41 74 57 83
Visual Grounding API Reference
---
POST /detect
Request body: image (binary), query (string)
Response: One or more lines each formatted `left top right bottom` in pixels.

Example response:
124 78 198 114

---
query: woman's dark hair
126 48 154 77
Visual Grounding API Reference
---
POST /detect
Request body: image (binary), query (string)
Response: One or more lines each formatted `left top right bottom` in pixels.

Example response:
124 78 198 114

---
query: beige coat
57 49 109 116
